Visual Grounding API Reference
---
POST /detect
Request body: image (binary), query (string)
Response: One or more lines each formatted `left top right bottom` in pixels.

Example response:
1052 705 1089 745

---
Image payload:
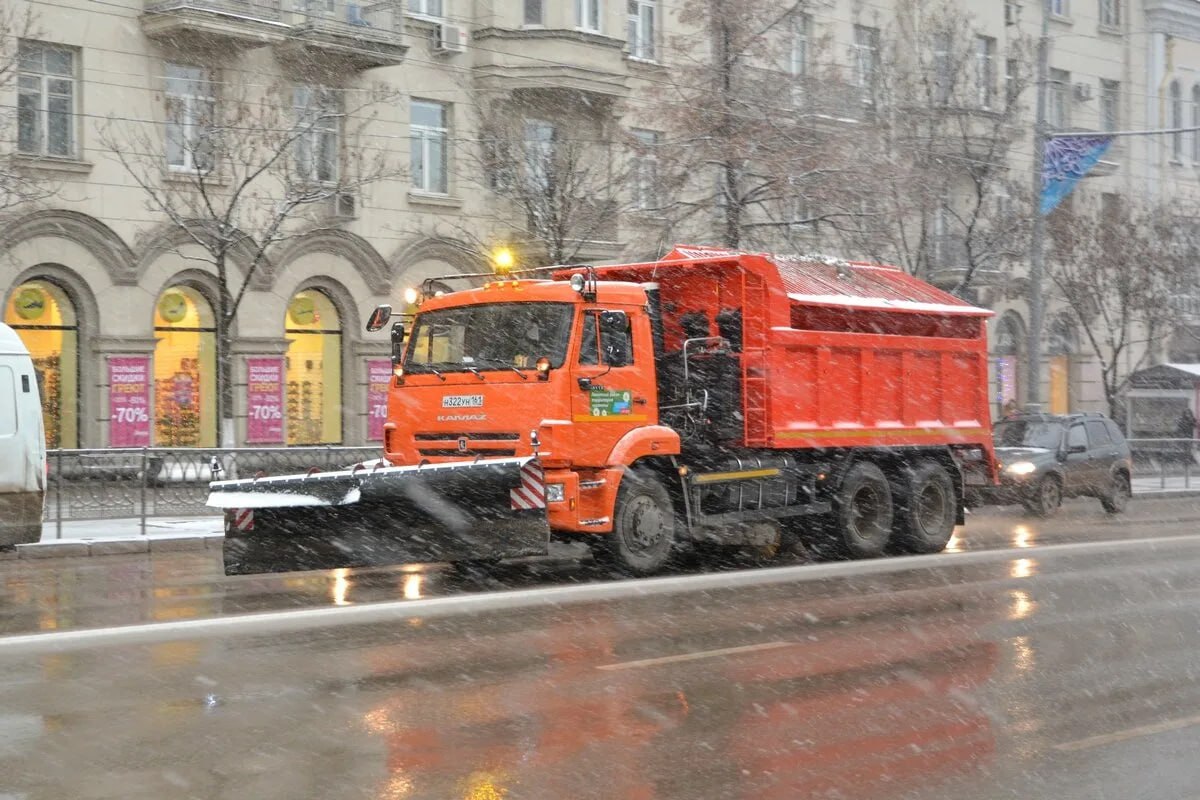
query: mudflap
210 458 551 575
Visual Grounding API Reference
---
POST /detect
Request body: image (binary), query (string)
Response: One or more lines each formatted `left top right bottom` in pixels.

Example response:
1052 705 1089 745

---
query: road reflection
347 590 1004 800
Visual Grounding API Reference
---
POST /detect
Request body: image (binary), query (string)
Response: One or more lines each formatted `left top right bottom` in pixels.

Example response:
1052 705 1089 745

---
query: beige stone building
0 0 1195 449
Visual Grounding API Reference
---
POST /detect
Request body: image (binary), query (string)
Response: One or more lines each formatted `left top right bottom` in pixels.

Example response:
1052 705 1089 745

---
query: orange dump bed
581 246 994 453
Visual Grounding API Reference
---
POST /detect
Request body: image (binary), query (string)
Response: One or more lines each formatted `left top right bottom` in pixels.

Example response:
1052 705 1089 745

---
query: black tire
893 461 957 554
1101 471 1131 514
1023 475 1062 518
824 461 894 559
598 469 676 575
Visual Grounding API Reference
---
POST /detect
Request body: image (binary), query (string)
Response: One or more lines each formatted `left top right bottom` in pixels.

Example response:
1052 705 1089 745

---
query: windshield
993 420 1064 450
404 302 574 373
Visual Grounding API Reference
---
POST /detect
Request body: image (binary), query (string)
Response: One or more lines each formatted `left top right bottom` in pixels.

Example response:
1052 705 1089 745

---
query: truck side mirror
366 304 392 332
390 321 406 365
599 310 628 332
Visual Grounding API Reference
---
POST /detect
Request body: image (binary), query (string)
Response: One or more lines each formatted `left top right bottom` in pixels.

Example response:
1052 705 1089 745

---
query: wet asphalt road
1 497 1199 799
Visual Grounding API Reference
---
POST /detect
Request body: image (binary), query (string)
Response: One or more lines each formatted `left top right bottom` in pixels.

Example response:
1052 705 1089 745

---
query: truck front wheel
827 462 893 559
596 470 676 575
892 461 956 554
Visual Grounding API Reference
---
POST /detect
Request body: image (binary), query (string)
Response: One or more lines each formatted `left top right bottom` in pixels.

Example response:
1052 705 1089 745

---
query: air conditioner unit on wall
1074 82 1093 102
434 23 467 54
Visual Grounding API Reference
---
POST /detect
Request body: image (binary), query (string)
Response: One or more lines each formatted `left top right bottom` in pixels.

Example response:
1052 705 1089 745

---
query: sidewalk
7 477 1199 561
3 516 225 560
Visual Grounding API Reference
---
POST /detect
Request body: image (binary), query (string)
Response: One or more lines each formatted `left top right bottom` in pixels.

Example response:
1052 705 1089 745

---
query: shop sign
108 356 152 447
246 357 285 444
367 359 392 441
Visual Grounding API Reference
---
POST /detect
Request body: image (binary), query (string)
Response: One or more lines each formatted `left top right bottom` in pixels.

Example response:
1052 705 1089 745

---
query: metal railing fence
44 446 382 536
1127 438 1200 490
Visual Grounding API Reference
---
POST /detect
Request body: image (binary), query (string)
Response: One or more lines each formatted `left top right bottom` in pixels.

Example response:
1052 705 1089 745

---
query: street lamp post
1026 0 1051 409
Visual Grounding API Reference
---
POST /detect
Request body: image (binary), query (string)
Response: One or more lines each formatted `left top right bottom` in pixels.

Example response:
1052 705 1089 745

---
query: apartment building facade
0 0 1194 448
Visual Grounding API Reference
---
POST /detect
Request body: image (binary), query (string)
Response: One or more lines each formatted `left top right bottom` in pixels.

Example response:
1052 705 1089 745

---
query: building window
17 41 77 158
788 177 814 231
285 290 342 445
576 0 601 32
153 286 217 447
1193 85 1200 162
1050 0 1069 17
165 64 215 173
411 99 449 194
293 86 339 184
524 0 543 25
627 0 656 61
631 129 659 210
1005 58 1020 109
1100 79 1119 132
407 0 443 19
852 25 880 107
975 36 996 109
4 280 79 448
791 13 810 104
524 119 555 194
1047 68 1070 129
1171 80 1183 160
931 33 951 106
1099 0 1120 27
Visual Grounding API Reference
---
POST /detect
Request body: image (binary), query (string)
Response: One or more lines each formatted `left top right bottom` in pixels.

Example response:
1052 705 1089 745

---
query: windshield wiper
465 365 485 380
476 358 529 380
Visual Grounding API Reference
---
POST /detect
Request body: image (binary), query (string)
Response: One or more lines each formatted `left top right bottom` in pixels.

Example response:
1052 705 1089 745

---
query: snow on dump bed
666 245 990 316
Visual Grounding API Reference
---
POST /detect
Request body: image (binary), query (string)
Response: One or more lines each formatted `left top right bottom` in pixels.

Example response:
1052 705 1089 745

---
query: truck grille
412 431 522 459
418 448 518 457
413 432 520 441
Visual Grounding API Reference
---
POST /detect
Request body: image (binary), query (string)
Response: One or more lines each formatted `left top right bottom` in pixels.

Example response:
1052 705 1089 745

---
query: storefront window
285 289 342 444
994 313 1023 419
1048 315 1076 415
4 280 79 448
153 286 216 446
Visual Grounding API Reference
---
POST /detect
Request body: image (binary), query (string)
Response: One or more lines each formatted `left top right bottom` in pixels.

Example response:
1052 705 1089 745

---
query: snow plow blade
207 457 550 575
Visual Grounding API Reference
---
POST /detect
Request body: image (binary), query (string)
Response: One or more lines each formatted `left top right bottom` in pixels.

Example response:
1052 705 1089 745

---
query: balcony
473 27 629 100
141 0 407 69
278 0 408 70
141 0 289 48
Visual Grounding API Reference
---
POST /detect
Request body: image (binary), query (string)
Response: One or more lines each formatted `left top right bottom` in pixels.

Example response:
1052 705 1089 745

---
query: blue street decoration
1040 135 1114 215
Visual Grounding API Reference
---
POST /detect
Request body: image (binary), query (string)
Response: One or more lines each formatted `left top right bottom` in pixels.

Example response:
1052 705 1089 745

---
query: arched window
994 312 1024 418
154 285 217 446
1171 80 1183 160
4 280 79 448
285 289 342 445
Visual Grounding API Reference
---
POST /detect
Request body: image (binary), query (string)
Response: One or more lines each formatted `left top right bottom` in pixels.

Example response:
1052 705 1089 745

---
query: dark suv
974 412 1133 516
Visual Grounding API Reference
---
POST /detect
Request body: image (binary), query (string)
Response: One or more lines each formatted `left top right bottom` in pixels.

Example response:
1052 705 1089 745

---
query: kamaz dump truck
209 246 998 575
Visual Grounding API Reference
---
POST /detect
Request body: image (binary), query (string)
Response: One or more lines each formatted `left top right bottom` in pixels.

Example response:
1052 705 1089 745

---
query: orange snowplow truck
209 246 998 575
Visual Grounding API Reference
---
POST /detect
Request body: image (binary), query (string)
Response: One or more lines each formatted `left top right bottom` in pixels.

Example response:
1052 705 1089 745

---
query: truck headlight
1006 461 1037 476
546 483 565 503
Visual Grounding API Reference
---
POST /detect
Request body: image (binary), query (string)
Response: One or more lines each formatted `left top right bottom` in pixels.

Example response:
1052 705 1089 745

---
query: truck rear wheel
596 470 675 575
892 461 956 554
825 461 893 559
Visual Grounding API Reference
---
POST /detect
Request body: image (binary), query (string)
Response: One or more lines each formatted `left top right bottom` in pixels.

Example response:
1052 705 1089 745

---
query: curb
13 535 224 560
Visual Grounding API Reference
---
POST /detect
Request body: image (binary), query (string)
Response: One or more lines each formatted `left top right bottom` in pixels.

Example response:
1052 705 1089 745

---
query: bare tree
0 6 57 213
436 91 639 267
838 0 1032 292
1046 197 1188 418
99 71 402 445
642 0 876 252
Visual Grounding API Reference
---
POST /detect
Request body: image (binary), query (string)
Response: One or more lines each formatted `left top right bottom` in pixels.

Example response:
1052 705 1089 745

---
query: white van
0 322 46 547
